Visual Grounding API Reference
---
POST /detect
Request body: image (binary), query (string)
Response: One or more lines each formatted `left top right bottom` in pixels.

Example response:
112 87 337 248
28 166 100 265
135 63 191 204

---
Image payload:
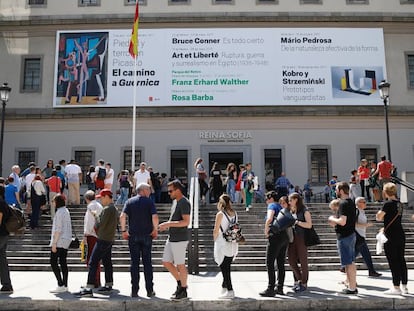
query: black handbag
269 208 296 235
304 226 321 247
69 220 80 249
69 237 80 249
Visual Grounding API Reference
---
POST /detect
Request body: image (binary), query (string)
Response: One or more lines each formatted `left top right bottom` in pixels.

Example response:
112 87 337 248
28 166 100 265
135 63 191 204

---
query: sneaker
339 267 346 273
369 271 382 277
0 286 13 294
220 287 227 295
76 287 93 297
171 287 188 300
402 286 409 294
50 286 68 293
245 207 250 212
147 290 156 298
259 288 275 297
275 287 285 296
292 282 300 291
294 284 307 293
341 288 358 295
384 288 402 295
97 286 112 294
219 290 234 299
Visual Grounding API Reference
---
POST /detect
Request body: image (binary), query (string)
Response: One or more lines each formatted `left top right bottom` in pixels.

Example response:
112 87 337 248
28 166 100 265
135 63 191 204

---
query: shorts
337 233 356 266
162 240 188 265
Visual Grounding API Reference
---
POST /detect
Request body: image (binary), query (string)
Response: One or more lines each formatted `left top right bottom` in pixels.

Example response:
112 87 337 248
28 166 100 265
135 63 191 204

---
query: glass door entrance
208 152 243 203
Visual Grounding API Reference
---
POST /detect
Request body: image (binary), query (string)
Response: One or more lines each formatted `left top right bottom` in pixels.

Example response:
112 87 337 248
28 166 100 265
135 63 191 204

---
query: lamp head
378 80 390 100
0 83 11 103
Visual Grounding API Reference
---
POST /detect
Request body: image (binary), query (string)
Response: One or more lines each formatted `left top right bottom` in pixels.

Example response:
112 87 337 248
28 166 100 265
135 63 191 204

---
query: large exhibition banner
53 28 386 107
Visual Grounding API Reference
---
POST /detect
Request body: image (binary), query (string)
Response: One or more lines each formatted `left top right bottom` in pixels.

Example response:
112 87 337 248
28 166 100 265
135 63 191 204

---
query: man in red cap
75 188 118 297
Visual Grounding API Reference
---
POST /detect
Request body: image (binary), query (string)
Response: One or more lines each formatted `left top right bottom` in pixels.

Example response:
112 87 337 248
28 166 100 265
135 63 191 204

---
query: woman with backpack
116 170 130 205
86 166 96 191
213 194 238 299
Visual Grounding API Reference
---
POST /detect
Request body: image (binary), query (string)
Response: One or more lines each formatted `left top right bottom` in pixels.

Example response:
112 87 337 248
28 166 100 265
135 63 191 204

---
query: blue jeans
356 241 375 273
128 234 154 293
30 195 41 229
337 233 356 266
0 235 11 288
116 187 129 205
226 179 236 203
87 239 113 287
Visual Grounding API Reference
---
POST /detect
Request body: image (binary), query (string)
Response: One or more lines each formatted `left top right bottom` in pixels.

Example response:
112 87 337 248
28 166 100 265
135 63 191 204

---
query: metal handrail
187 177 200 274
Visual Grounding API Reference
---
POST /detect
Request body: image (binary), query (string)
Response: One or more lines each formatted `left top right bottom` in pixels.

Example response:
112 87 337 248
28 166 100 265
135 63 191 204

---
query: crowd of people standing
0 155 410 300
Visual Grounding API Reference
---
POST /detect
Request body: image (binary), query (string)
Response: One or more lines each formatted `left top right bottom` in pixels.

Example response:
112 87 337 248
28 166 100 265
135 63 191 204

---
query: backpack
221 211 245 243
86 172 92 184
97 167 106 181
5 204 25 234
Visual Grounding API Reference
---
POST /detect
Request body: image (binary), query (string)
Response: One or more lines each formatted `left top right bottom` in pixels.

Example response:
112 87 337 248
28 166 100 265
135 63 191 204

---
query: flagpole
131 56 137 172
129 1 139 173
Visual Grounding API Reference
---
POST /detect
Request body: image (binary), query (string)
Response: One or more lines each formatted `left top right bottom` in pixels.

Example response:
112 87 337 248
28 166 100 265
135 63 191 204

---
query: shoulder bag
304 226 321 247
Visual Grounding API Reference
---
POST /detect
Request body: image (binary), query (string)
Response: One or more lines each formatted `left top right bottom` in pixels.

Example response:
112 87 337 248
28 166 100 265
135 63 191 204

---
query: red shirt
47 176 61 193
357 166 370 180
378 160 393 179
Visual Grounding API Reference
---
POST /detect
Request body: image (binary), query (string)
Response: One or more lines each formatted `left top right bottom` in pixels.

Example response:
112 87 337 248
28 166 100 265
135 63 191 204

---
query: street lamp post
0 82 12 177
378 80 391 162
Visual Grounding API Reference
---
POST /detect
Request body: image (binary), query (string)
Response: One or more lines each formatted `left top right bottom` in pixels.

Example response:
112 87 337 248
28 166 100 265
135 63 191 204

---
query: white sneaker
384 288 402 295
402 286 409 294
219 290 235 299
220 287 227 295
50 286 68 293
245 207 250 212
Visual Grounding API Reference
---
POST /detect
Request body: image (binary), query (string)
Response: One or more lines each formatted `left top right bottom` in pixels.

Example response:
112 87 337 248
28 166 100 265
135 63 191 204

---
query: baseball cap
96 189 113 198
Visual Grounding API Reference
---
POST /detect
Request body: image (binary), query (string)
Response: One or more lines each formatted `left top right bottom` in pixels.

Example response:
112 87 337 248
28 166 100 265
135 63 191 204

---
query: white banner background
53 28 386 107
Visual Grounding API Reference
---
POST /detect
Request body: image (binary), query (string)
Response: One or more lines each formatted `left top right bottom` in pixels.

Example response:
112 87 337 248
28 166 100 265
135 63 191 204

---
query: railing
393 172 414 208
187 177 200 274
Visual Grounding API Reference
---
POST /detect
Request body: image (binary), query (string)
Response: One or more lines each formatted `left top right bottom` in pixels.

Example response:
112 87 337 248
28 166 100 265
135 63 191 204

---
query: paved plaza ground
1 269 414 310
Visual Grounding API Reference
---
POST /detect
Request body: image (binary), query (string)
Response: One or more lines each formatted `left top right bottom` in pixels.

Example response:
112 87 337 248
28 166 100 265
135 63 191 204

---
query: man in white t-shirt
133 162 151 192
24 166 36 209
104 162 114 191
64 160 82 205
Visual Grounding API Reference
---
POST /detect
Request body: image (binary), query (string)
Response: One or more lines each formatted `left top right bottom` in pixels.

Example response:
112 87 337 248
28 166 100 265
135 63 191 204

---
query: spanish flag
128 2 139 58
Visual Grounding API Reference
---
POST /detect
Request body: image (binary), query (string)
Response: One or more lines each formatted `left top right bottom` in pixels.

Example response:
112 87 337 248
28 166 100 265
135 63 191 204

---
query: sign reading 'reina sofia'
53 28 386 108
199 131 253 143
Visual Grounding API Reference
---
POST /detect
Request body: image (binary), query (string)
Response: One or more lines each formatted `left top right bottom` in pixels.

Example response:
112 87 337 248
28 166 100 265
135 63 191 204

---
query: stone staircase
6 202 414 272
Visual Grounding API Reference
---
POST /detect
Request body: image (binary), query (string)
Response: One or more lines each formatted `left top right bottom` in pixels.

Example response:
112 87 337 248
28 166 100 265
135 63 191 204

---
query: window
346 0 368 4
264 149 282 191
124 0 147 5
17 150 37 171
123 149 142 171
78 0 100 6
257 0 278 3
406 53 414 88
300 0 322 4
213 0 234 4
74 150 94 184
27 0 47 6
310 148 329 184
359 148 378 164
171 150 188 189
169 0 190 4
21 57 42 92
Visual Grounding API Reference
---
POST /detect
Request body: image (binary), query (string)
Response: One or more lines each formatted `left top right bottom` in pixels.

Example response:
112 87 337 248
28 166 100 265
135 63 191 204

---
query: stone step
7 203 414 272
